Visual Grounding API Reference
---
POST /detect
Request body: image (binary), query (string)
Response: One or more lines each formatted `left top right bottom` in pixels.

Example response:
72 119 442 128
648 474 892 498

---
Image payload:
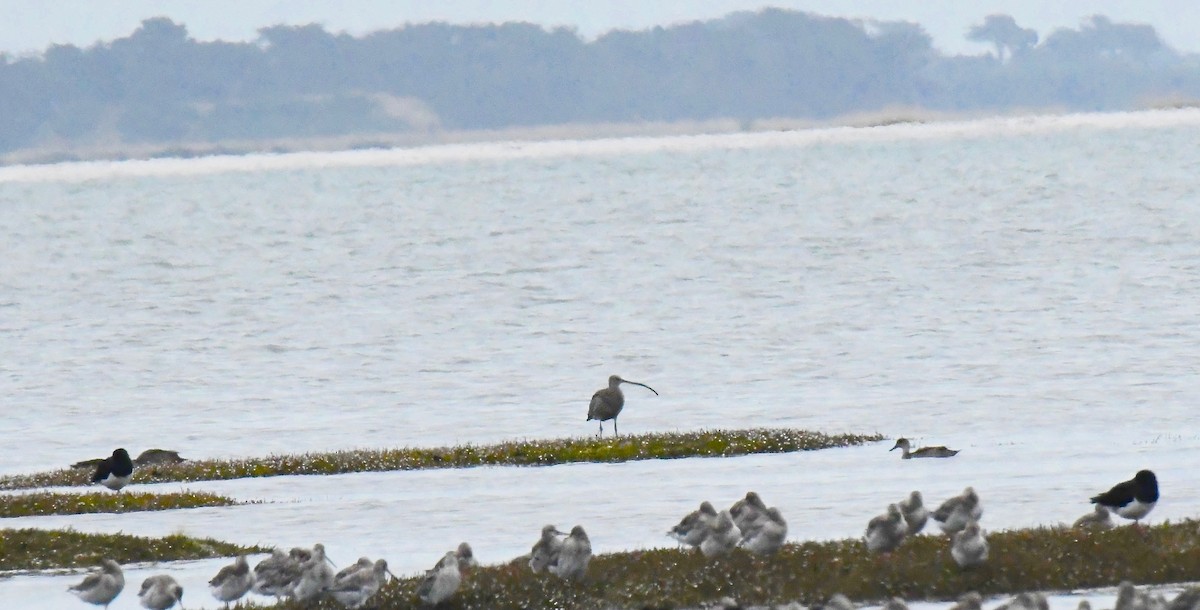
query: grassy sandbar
0 428 882 489
0 528 266 571
0 490 242 518
264 520 1200 610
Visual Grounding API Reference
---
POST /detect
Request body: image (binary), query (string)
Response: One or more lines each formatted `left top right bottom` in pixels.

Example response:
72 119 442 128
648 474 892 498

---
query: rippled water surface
3 110 1200 608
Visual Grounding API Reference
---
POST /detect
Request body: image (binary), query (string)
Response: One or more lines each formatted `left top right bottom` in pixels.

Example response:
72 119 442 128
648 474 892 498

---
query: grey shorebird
950 522 989 568
740 506 787 555
550 525 593 581
587 374 658 437
932 487 983 535
417 551 462 606
288 543 336 602
898 491 929 535
995 592 1049 610
329 558 392 609
730 491 768 533
1073 504 1114 530
208 555 252 608
251 548 298 597
669 501 718 548
68 559 124 609
133 449 187 467
823 593 858 610
137 574 183 610
334 557 374 583
700 510 741 557
456 542 478 570
949 592 984 610
890 438 959 459
864 504 907 554
529 524 565 573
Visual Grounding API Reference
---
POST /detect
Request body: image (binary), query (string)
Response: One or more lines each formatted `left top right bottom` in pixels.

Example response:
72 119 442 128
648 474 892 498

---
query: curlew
587 374 657 437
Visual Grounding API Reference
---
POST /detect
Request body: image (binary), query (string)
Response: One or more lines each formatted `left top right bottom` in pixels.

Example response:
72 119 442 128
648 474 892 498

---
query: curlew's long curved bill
622 380 659 395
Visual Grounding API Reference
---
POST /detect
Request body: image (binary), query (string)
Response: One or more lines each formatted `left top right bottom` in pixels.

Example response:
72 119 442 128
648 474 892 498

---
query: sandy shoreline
0 106 1004 168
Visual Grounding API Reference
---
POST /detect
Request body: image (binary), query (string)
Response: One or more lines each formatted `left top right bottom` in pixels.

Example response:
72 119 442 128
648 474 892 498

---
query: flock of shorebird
68 562 182 610
668 491 790 557
68 527 589 609
63 376 1164 609
870 438 1160 570
814 579 1200 610
68 540 474 609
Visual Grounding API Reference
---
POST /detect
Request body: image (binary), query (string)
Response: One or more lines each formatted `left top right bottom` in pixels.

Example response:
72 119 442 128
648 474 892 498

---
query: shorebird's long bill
889 444 900 451
325 555 338 568
624 380 659 395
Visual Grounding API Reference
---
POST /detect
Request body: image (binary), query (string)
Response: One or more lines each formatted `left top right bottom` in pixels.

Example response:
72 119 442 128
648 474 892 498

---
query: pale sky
2 1 1198 57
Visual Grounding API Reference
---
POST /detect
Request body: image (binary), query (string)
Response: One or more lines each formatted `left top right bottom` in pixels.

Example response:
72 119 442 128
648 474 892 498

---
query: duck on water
890 438 958 459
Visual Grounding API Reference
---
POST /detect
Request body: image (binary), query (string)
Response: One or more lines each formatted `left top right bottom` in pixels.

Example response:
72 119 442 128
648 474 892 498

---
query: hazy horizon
4 0 1199 57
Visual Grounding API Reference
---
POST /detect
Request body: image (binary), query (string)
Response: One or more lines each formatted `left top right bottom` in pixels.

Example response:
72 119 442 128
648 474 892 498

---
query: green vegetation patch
0 528 267 571
266 520 1200 610
0 428 882 489
0 490 242 518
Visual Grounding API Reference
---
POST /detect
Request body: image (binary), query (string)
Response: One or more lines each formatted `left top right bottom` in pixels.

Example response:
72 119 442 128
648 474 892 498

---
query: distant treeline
2 9 1198 155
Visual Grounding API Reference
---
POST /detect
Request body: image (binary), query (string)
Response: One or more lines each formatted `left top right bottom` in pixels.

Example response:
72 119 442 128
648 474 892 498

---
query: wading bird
68 559 124 609
1090 469 1158 527
587 375 658 437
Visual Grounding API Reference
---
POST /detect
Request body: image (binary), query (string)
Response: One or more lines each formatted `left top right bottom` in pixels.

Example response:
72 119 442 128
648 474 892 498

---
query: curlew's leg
614 418 618 437
598 421 604 437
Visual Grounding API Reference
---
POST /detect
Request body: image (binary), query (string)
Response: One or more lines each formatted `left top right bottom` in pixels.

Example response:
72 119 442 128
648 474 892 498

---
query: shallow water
3 109 1200 608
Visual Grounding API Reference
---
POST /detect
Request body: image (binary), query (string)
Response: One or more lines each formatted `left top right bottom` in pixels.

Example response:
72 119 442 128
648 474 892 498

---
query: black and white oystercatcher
1090 469 1158 525
91 448 134 492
